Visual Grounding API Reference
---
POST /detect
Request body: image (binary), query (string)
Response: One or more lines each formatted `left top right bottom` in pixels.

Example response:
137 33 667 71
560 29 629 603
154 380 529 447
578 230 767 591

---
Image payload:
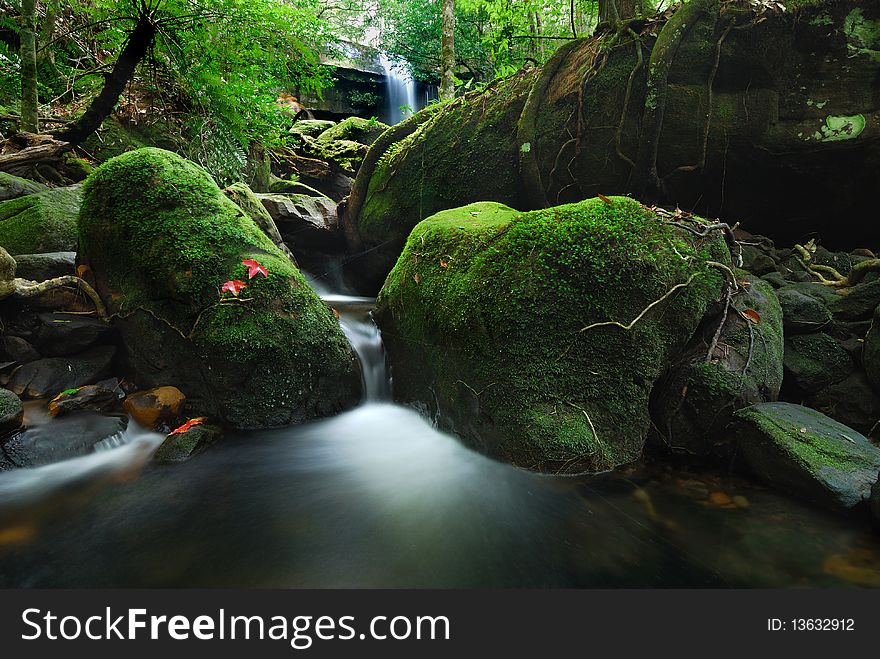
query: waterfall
379 52 418 125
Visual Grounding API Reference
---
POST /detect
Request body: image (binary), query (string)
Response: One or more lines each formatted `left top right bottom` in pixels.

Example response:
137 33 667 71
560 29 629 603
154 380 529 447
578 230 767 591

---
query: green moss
376 196 727 473
0 186 82 255
315 116 389 145
0 172 46 200
79 148 358 429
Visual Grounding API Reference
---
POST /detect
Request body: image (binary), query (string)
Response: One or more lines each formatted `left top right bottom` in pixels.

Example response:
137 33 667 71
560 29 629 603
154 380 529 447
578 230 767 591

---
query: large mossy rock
0 186 81 255
0 172 46 202
732 402 880 511
315 117 390 146
78 148 360 429
374 196 728 473
350 0 880 289
651 272 783 456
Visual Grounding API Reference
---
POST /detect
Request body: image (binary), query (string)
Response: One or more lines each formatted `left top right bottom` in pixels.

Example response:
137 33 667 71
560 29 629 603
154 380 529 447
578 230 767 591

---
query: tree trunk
55 15 157 146
20 0 39 133
439 0 456 100
599 0 646 23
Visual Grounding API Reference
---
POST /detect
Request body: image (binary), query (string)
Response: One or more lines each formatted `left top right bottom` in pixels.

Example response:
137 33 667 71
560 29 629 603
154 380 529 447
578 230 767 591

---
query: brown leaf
440 260 448 269
597 193 613 205
413 272 421 284
742 309 761 324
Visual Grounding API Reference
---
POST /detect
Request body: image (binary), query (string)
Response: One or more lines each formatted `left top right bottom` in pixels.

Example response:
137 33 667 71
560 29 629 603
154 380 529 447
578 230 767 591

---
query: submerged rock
153 421 222 463
375 197 728 473
0 185 82 255
78 148 360 429
0 388 23 436
732 402 880 511
651 273 783 456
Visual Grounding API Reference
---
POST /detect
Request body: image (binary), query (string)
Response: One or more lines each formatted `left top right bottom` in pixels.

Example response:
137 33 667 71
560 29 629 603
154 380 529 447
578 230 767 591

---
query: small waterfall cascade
379 52 418 125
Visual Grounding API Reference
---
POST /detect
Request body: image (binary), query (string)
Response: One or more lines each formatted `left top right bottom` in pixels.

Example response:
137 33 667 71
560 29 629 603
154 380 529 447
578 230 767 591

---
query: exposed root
614 28 645 169
14 275 107 320
795 241 880 292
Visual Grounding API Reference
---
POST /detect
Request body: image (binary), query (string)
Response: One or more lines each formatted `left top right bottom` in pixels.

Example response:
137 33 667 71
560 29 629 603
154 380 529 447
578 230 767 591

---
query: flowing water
1 276 880 588
379 53 422 125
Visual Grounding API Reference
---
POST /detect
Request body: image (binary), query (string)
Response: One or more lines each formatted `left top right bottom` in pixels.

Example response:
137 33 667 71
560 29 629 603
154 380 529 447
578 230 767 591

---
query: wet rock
732 402 880 511
0 388 23 436
48 384 121 417
0 172 46 202
651 273 783 456
828 279 880 320
153 422 222 463
34 312 114 357
12 251 76 281
257 193 342 251
0 336 40 364
0 412 127 468
776 287 831 332
783 333 853 394
123 386 186 429
810 371 880 437
6 345 116 399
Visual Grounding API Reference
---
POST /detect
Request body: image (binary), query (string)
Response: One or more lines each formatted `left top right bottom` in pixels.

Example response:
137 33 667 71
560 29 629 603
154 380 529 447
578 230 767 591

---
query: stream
0 276 879 588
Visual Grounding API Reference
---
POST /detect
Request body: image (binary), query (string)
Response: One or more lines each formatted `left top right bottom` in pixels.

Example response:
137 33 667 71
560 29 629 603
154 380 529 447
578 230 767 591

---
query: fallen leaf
742 309 761 324
440 260 448 268
598 193 613 205
168 417 206 437
242 259 268 279
413 272 421 284
220 280 248 296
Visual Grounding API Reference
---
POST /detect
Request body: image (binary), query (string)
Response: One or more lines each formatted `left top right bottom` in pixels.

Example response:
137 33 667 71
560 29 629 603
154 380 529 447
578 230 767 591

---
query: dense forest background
0 0 676 183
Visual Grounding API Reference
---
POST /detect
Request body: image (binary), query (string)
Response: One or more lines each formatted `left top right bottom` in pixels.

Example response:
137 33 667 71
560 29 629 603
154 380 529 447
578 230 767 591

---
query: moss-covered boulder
289 119 336 140
732 402 880 511
0 186 82 255
783 332 853 394
222 182 295 262
374 196 728 473
78 148 360 429
350 0 880 289
315 117 390 146
302 137 368 175
651 272 783 456
0 172 46 202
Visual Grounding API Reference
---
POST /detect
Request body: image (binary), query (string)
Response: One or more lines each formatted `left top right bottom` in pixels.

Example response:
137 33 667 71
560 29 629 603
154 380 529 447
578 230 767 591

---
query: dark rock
6 345 116 399
760 271 787 288
829 279 880 320
783 333 853 394
153 422 222 463
0 388 23 436
222 183 296 263
776 287 831 332
651 273 783 456
0 336 40 364
0 412 127 468
123 386 186 429
0 172 46 202
34 312 114 357
12 251 76 281
810 371 880 437
747 254 777 276
258 193 342 251
732 402 880 511
871 477 880 531
47 384 121 417
864 306 880 391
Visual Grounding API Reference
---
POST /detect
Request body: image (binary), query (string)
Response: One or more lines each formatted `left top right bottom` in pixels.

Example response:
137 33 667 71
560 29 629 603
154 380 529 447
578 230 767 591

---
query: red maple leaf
242 259 268 279
168 417 206 437
220 279 248 296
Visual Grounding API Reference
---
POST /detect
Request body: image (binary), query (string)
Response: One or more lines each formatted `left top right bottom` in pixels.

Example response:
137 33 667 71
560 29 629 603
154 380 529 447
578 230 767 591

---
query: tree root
516 38 584 209
13 275 107 320
795 242 880 292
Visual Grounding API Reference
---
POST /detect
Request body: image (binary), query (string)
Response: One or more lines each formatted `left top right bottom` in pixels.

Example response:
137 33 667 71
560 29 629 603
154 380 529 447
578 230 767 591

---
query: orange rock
708 491 733 506
123 386 186 429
